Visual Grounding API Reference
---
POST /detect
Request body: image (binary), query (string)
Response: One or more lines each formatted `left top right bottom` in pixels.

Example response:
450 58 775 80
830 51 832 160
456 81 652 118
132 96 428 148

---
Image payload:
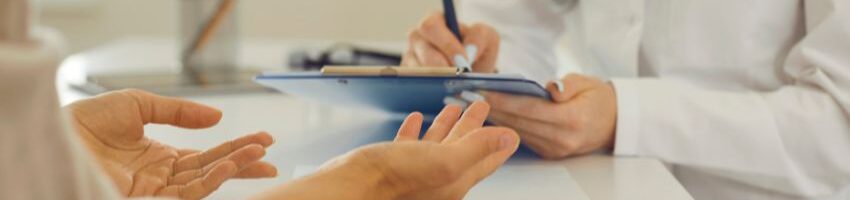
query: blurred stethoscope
287 43 403 71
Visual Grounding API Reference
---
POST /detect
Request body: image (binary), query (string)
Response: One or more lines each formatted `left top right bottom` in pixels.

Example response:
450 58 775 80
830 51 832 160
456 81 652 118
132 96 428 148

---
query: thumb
443 127 520 176
547 74 598 102
120 89 223 129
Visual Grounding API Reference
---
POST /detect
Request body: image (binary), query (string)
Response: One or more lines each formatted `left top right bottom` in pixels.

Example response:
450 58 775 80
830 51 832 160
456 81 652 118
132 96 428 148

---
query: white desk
58 38 693 200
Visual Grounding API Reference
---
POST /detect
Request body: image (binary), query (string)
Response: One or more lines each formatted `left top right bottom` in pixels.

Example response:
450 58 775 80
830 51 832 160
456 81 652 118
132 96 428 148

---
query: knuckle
353 145 384 162
117 88 151 100
527 142 567 160
552 109 571 125
195 169 205 179
116 88 149 97
407 29 418 40
470 23 493 33
401 58 414 67
434 162 463 183
563 111 586 130
575 113 590 129
467 23 493 42
539 147 568 160
117 88 142 94
555 138 577 155
539 152 562 160
530 103 548 117
477 23 500 39
428 10 444 19
421 55 446 66
469 23 486 33
565 119 583 132
420 17 443 33
542 135 576 159
564 74 583 82
480 23 497 31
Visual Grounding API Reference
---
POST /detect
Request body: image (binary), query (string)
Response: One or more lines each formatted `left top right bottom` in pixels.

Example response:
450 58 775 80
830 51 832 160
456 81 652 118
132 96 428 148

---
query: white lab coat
460 0 850 199
0 4 122 198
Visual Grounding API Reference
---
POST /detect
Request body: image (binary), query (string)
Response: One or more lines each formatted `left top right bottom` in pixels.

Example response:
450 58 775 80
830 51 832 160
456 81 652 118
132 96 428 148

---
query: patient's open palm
66 90 277 200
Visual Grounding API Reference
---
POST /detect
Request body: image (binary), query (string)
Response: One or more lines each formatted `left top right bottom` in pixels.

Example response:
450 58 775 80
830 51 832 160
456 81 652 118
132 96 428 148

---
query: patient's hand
253 101 520 200
66 89 277 200
360 101 520 199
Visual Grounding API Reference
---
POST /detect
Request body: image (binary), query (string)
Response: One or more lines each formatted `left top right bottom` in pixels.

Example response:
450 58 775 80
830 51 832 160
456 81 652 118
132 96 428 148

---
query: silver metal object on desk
72 0 267 96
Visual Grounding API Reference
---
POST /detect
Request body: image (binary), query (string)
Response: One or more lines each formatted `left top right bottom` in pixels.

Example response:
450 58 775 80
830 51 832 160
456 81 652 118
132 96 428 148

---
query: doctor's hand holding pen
404 11 619 159
401 11 500 73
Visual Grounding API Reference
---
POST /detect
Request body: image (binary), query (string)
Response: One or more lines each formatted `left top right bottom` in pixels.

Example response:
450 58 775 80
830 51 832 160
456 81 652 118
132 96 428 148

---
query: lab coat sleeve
611 0 850 197
460 0 574 83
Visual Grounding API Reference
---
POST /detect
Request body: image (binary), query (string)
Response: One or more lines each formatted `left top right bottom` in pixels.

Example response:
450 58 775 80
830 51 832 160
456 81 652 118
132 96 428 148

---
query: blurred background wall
38 0 440 52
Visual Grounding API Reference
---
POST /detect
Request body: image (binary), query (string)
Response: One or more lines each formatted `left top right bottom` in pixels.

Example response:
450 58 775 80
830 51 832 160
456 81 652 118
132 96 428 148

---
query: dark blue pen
443 0 472 72
443 0 463 41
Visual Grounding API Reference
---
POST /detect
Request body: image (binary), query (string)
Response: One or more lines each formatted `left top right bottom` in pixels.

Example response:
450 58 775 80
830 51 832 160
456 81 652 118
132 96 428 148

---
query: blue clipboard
255 72 551 114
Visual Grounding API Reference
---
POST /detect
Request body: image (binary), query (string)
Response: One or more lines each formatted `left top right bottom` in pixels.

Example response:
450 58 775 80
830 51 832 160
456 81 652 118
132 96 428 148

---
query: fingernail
465 44 478 65
268 134 276 145
269 167 279 177
460 90 485 102
499 134 516 150
550 79 565 93
453 54 471 72
443 96 470 109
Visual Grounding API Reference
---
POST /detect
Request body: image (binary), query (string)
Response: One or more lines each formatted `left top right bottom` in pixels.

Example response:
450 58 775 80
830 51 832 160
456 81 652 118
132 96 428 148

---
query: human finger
233 161 278 178
487 110 562 139
410 30 451 67
444 101 491 142
441 127 519 179
395 112 424 142
171 161 276 186
489 111 577 159
482 91 563 124
170 166 208 186
422 104 463 142
401 48 422 67
117 89 223 129
462 128 521 184
516 132 566 160
175 136 270 173
171 144 267 185
461 23 500 73
416 11 468 67
547 74 599 102
177 149 201 157
158 161 238 200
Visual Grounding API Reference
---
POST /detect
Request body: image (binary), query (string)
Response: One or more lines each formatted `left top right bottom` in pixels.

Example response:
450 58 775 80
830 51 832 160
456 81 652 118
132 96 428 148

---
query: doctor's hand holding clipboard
401 1 617 159
404 0 850 199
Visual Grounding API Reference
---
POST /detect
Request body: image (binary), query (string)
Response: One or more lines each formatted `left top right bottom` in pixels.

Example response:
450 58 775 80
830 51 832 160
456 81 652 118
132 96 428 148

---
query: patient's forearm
251 167 393 200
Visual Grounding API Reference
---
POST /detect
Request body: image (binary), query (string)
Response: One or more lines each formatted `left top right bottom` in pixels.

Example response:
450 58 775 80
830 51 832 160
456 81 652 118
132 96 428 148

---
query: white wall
39 0 439 52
